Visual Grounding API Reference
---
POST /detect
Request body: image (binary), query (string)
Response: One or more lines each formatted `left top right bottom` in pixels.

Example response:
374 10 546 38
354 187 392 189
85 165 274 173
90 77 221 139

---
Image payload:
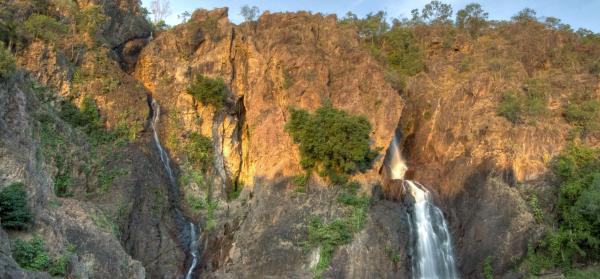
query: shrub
12 236 69 275
564 100 600 135
543 144 600 267
285 105 379 184
498 84 549 124
12 236 50 271
497 91 522 123
0 182 33 230
187 75 227 109
307 218 352 277
482 256 493 279
22 14 66 42
0 43 16 79
184 132 214 172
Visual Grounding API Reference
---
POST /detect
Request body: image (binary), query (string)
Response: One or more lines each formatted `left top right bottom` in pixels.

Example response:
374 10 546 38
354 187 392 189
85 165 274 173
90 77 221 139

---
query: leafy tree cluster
285 104 379 184
187 74 227 110
547 144 600 266
11 236 68 276
22 14 66 43
339 12 424 90
0 182 33 230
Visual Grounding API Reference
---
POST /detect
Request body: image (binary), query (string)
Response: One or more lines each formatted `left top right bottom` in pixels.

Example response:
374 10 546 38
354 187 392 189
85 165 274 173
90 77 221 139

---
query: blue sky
141 0 600 32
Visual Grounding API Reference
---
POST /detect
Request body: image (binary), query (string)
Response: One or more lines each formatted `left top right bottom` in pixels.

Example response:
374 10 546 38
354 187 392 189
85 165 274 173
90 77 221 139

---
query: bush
497 83 549 124
564 100 600 135
307 218 352 277
285 105 379 184
12 236 50 271
497 91 522 123
542 144 600 268
76 5 108 36
184 132 214 172
0 182 33 230
22 14 66 42
12 236 69 275
187 75 227 109
0 43 16 79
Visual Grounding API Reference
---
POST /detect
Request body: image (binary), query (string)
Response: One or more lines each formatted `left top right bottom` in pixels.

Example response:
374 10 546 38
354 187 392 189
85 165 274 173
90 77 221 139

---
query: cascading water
150 99 200 278
387 136 459 279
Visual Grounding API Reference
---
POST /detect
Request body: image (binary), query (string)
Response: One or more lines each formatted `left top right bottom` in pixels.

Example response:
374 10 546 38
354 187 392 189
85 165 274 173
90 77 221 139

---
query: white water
387 136 459 279
185 223 200 279
150 99 200 278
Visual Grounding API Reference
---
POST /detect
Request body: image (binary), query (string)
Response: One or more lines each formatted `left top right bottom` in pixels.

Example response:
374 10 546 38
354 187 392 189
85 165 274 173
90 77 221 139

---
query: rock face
134 8 403 188
0 73 146 278
134 8 406 278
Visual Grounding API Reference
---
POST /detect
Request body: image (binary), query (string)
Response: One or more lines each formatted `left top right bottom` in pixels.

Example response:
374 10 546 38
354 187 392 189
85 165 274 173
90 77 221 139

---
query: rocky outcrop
0 73 146 278
134 8 405 278
134 8 403 189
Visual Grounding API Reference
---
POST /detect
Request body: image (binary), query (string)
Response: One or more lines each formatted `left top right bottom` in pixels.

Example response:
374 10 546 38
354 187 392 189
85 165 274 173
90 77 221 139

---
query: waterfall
150 99 200 278
185 223 200 279
387 136 459 279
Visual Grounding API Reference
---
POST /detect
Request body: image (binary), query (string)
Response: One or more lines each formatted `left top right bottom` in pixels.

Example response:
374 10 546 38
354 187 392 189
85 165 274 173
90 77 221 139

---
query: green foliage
153 20 170 32
497 91 522 123
0 43 16 79
0 182 33 230
97 166 127 193
59 97 117 145
564 100 600 135
385 246 401 264
339 11 389 43
421 1 453 24
535 143 600 269
483 256 493 279
292 173 308 193
184 132 214 172
285 105 379 184
512 8 537 23
76 5 108 36
564 266 600 279
12 236 71 275
205 199 219 231
23 14 66 42
187 75 227 110
307 218 352 277
53 155 73 197
12 236 50 271
529 194 544 224
497 83 549 124
455 3 488 37
306 181 370 277
377 27 425 90
240 5 260 22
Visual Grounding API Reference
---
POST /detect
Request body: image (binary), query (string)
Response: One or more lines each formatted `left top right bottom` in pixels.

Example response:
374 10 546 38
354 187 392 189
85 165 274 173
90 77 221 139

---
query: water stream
150 98 200 278
388 136 459 279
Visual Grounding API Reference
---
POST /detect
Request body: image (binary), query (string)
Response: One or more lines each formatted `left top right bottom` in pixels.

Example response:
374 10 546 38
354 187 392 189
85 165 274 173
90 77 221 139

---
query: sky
141 0 600 32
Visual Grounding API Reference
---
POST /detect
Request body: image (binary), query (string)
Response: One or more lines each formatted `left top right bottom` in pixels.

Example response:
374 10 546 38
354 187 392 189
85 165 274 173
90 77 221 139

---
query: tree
456 3 488 37
22 14 66 43
178 11 191 23
285 104 380 184
512 8 537 23
339 11 389 45
421 1 453 24
76 5 108 36
240 5 260 22
150 0 171 23
0 182 33 230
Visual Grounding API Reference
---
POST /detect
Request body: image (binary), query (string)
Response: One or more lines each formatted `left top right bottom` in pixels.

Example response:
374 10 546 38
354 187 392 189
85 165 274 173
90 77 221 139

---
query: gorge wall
1 1 598 278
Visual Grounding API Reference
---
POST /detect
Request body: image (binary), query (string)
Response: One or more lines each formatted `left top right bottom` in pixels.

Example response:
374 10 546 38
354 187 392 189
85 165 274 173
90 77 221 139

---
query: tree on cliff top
285 104 380 184
240 5 260 22
150 0 171 23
